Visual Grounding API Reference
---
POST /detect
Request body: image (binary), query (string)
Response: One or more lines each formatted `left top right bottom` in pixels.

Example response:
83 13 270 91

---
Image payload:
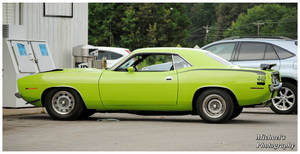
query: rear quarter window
273 46 295 59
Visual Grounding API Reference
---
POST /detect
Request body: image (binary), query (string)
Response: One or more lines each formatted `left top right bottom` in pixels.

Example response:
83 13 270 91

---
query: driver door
99 53 178 106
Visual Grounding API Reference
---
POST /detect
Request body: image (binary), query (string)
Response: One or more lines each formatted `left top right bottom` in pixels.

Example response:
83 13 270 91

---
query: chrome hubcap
272 87 295 111
202 94 226 118
52 91 75 115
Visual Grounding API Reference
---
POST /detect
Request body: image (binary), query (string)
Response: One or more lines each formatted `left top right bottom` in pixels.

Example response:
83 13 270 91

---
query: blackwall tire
230 107 243 120
44 88 84 120
79 109 96 119
196 89 234 123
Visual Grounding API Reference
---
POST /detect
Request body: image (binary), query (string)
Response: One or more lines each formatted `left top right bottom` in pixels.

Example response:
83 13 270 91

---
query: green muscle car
16 47 282 123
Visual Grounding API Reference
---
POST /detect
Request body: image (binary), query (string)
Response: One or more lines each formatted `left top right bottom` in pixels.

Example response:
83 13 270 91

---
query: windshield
109 54 131 70
205 51 233 66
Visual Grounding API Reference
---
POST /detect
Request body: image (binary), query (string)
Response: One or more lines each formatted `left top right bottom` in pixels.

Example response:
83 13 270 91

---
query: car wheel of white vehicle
196 89 234 123
45 88 84 120
270 82 297 114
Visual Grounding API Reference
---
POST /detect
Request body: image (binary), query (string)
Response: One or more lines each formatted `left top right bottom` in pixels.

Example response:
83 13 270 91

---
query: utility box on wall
2 3 88 108
3 25 56 107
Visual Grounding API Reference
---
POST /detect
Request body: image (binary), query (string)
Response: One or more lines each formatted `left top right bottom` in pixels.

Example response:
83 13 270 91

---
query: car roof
133 47 208 54
89 46 130 55
202 38 297 54
131 47 232 68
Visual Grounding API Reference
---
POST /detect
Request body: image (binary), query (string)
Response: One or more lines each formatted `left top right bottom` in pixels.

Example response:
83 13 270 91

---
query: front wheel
45 88 84 120
196 89 234 123
79 109 96 119
270 82 297 114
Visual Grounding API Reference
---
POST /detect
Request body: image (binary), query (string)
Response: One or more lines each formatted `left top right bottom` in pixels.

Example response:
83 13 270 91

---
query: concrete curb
3 107 47 116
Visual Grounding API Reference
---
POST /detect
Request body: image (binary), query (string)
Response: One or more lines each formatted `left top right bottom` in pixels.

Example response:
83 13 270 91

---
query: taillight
125 49 131 54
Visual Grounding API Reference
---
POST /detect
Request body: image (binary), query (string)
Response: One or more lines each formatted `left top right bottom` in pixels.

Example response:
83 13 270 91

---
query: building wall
3 3 88 68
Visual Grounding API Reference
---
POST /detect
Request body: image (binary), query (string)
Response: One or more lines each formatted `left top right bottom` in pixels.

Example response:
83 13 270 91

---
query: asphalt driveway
3 108 297 151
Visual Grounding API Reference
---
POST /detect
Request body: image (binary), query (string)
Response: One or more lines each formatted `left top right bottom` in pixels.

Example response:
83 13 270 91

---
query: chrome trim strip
15 92 22 98
179 68 266 75
270 82 282 91
171 54 176 70
26 99 40 104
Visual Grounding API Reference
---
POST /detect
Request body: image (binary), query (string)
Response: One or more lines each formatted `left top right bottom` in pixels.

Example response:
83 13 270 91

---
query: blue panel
17 43 27 56
39 44 49 56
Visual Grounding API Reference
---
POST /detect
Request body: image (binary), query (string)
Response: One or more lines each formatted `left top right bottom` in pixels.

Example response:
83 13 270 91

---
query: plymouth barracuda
16 47 282 123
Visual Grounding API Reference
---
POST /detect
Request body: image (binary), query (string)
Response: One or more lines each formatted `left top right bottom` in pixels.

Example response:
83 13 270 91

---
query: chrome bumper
15 92 23 98
269 82 282 92
14 92 40 104
269 82 282 99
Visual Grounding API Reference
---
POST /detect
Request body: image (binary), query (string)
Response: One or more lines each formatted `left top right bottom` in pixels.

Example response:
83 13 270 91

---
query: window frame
43 3 73 18
264 44 280 60
112 52 192 72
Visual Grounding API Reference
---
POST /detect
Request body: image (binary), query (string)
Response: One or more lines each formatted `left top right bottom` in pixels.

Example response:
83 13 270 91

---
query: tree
223 4 297 39
185 3 216 47
214 3 255 40
88 3 191 50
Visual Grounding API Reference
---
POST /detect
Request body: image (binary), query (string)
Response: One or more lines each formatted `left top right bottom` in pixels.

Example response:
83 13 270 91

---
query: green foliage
224 4 297 39
185 3 216 47
88 3 297 49
214 3 255 40
88 3 191 50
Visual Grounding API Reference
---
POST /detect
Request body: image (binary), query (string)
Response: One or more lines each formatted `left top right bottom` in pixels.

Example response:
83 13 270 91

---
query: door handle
165 76 172 80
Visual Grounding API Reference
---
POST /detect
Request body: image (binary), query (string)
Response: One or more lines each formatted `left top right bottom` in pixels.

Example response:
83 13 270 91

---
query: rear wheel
196 89 234 123
270 82 297 114
45 88 84 120
230 107 243 120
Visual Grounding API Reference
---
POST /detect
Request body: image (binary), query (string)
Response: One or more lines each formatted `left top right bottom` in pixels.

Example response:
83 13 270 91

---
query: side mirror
127 66 134 73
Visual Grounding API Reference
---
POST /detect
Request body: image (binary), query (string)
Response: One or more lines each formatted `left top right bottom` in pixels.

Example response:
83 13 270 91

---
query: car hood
40 68 104 74
18 68 105 84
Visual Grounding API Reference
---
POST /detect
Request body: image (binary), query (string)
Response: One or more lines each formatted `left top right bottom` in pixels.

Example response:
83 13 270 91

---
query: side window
173 55 191 70
264 45 279 60
97 51 123 60
238 42 265 60
273 46 294 59
137 54 173 71
204 43 236 61
115 54 173 72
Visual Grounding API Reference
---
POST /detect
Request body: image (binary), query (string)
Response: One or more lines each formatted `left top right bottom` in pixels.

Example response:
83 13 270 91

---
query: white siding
44 3 73 16
2 3 19 24
22 3 88 68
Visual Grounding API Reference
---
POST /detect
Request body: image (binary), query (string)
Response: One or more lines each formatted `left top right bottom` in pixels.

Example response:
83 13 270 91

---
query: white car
89 46 131 68
202 37 297 114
